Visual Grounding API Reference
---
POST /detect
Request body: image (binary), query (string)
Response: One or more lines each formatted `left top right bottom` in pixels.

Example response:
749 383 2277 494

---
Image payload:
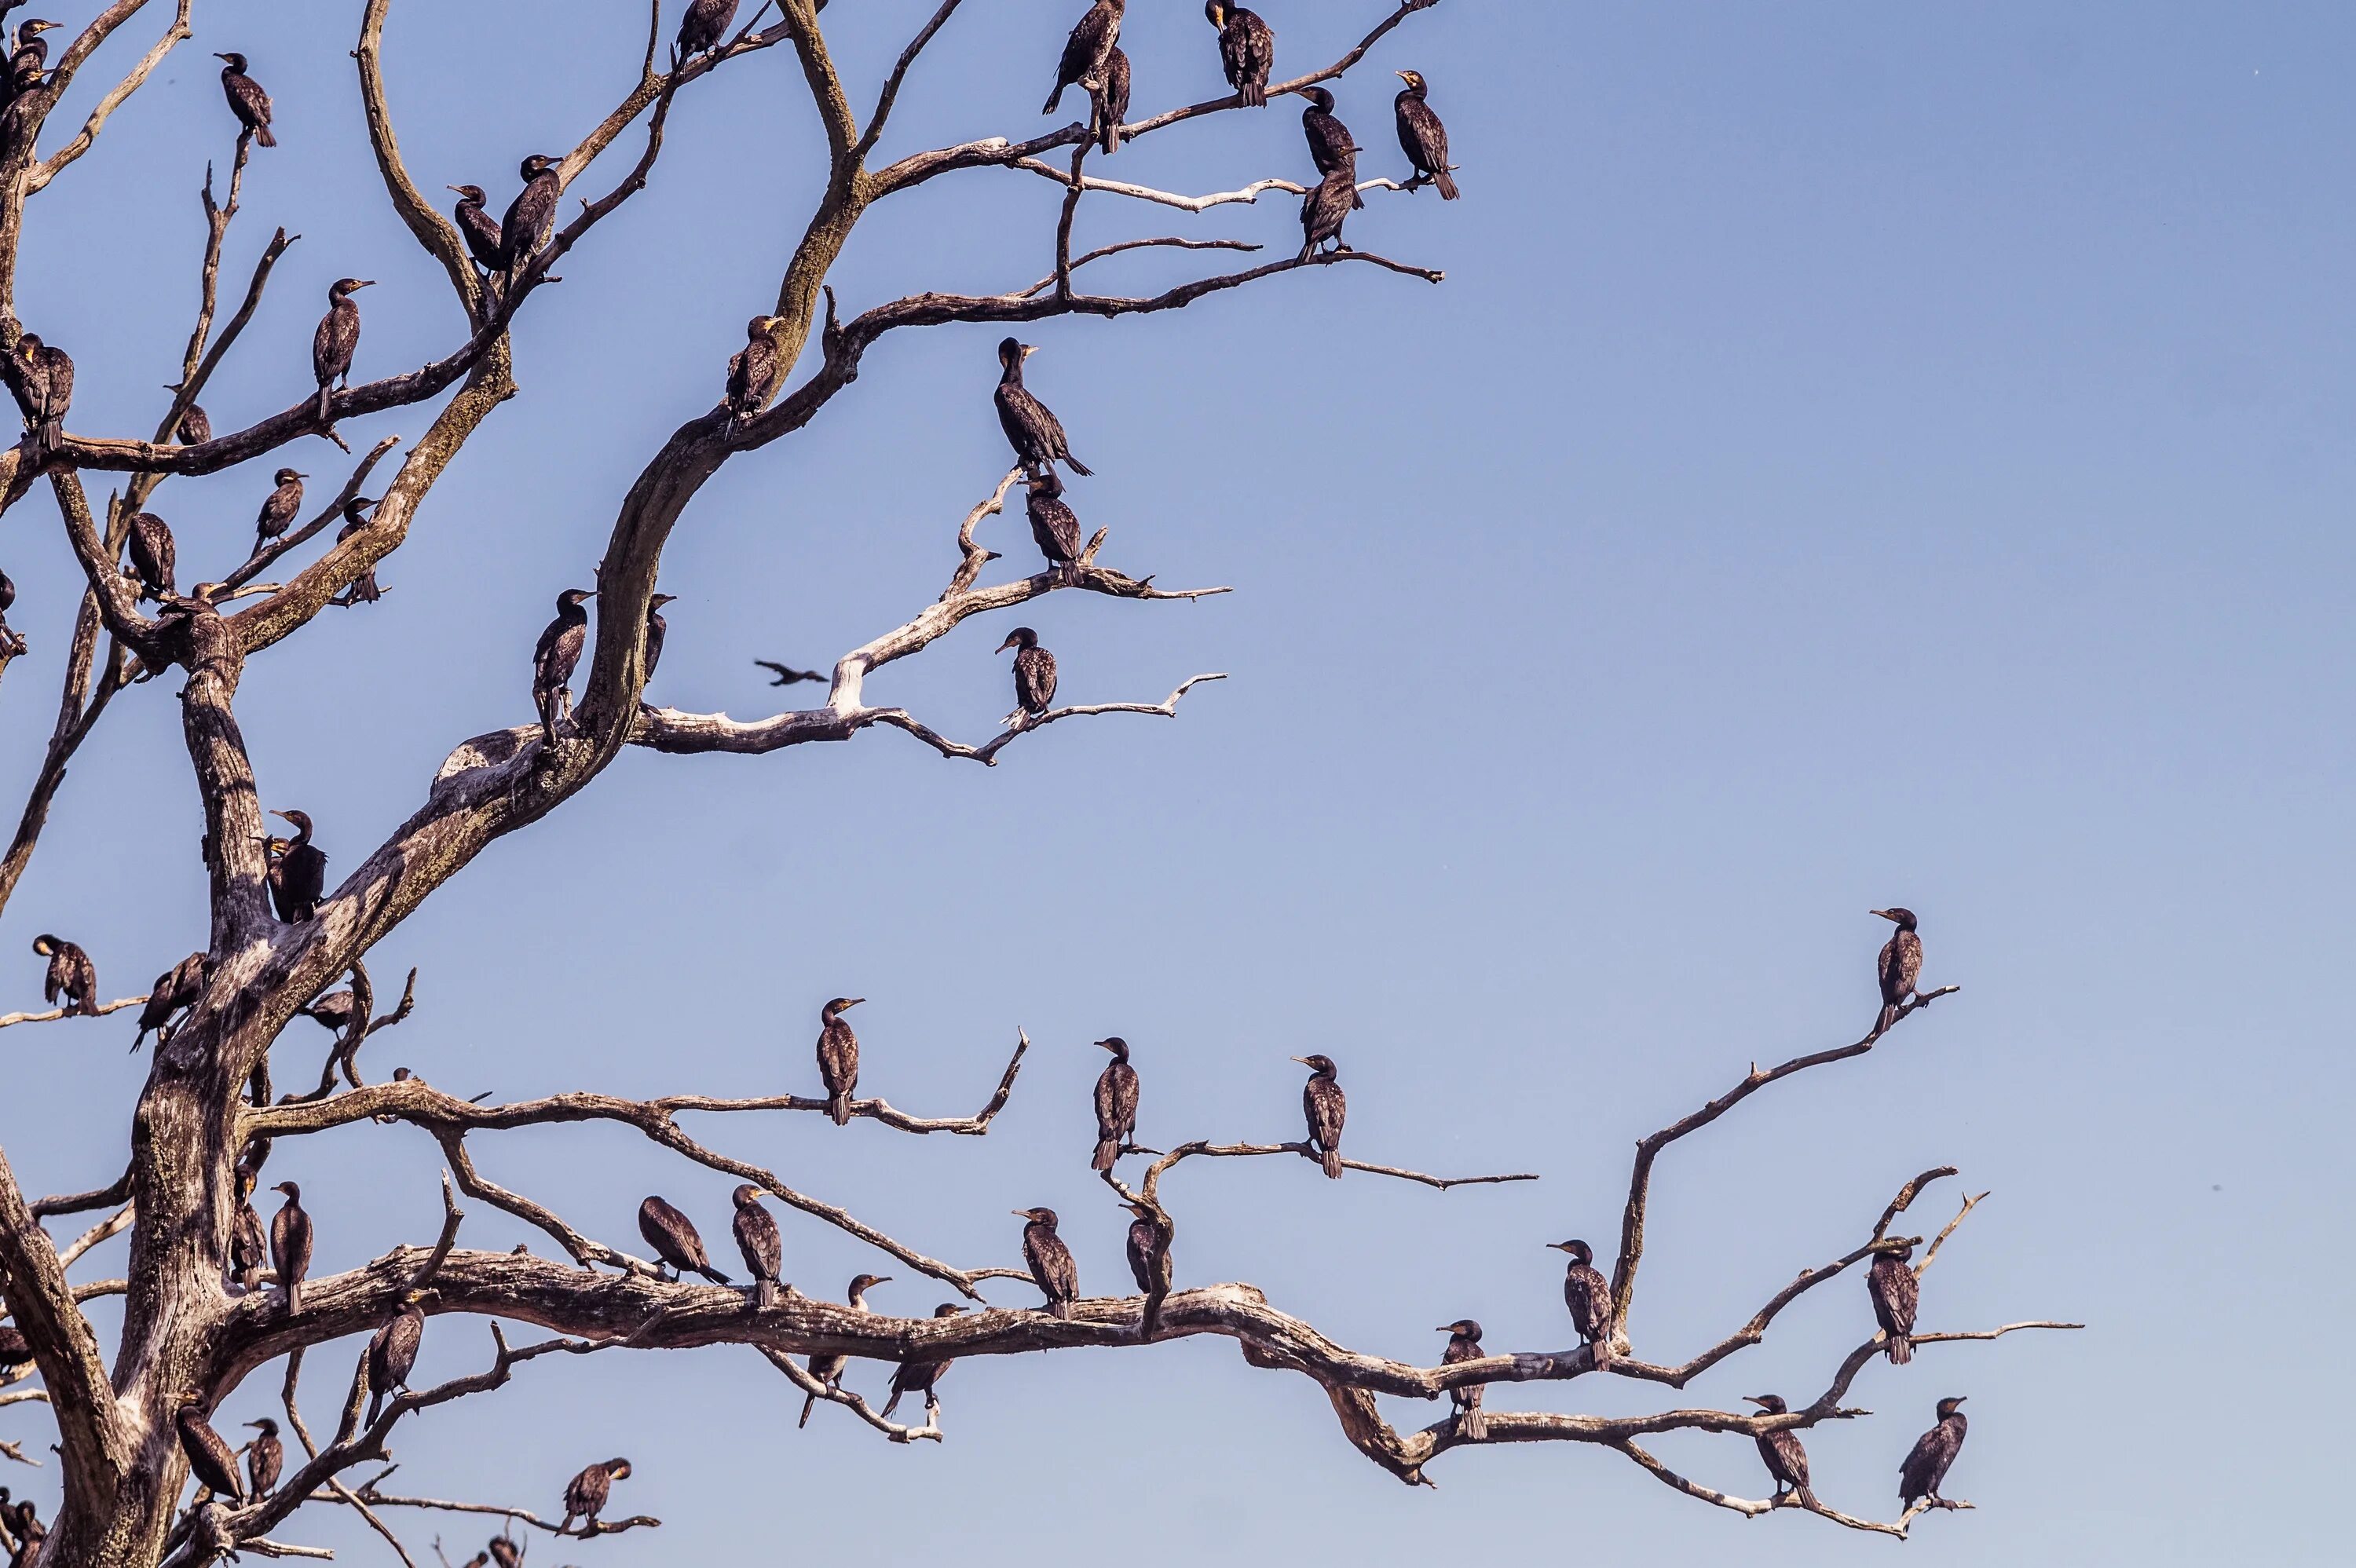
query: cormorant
1393 70 1458 199
1548 1238 1613 1369
730 1184 785 1309
1298 167 1355 260
2 1492 42 1566
133 950 208 1051
499 154 561 283
447 185 503 273
1438 1318 1487 1442
1744 1394 1815 1506
1301 86 1363 208
31 934 97 1017
255 468 306 550
643 593 676 682
125 511 177 600
1121 1199 1174 1340
175 1399 247 1506
230 1164 268 1292
880 1304 966 1420
1026 470 1082 575
16 332 71 457
994 338 1092 476
724 316 780 422
558 1458 631 1537
336 497 383 605
996 626 1057 722
302 981 360 1038
265 809 327 923
365 1290 426 1424
816 996 862 1126
214 52 275 146
487 1536 522 1568
801 1272 889 1427
1044 0 1122 117
0 1325 31 1376
313 276 373 423
1871 908 1922 1033
529 587 594 745
1867 1241 1919 1364
163 383 212 445
243 1417 283 1498
638 1195 730 1284
269 1179 312 1314
756 659 825 686
1094 46 1131 155
1293 1054 1345 1178
676 0 739 60
1015 1206 1078 1318
0 566 17 654
1205 1 1274 107
1898 1397 1968 1508
1091 1036 1138 1171
9 19 56 79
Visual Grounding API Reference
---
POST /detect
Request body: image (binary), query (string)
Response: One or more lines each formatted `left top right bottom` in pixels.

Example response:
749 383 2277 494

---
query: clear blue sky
5 1 2350 1562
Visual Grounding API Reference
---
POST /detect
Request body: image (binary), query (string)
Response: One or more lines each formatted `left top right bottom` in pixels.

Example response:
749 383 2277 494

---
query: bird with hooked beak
1871 906 1922 1033
816 995 863 1125
1293 1054 1346 1178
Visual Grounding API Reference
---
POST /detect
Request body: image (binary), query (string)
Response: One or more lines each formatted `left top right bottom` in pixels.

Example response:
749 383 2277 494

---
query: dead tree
0 4 2075 1565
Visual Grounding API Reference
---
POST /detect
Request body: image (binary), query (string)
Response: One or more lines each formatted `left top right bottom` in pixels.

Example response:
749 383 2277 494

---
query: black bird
243 1417 284 1499
1015 1207 1078 1319
215 52 275 145
163 384 212 445
997 627 1057 723
254 467 306 550
1548 1238 1614 1369
2 1492 42 1566
447 185 503 272
816 995 862 1126
724 316 781 421
880 1304 967 1421
1867 1242 1919 1365
1744 1394 1815 1506
558 1458 632 1537
1437 1318 1487 1442
336 496 383 605
0 565 18 652
1298 166 1355 260
642 593 676 683
530 587 595 745
1898 1397 1969 1509
487 1537 522 1568
9 18 56 79
312 276 373 423
638 1195 730 1284
16 331 71 456
1301 86 1363 208
1094 46 1131 155
1205 1 1275 107
1121 1199 1174 1340
731 1184 785 1309
31 934 97 1017
124 512 177 601
365 1291 426 1424
994 338 1092 477
133 950 208 1052
676 0 738 60
265 809 327 923
756 659 826 686
1293 1054 1346 1178
230 1164 268 1292
0 1325 31 1376
800 1272 889 1427
1394 70 1458 199
1026 470 1083 575
269 1180 313 1314
176 1399 247 1506
1044 0 1122 116
1091 1036 1138 1171
1871 907 1922 1033
499 154 561 283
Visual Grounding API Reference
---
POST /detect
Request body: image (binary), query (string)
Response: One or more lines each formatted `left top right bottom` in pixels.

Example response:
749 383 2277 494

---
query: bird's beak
214 53 232 62
446 185 465 193
1952 1397 1966 1405
995 635 1018 652
1397 70 1410 82
1021 344 1040 360
1546 1242 1571 1253
353 280 377 290
271 810 292 824
873 1277 893 1286
1870 908 1895 921
1743 1396 1769 1409
845 997 865 1009
1012 1210 1030 1219
1290 1056 1312 1065
1096 1038 1117 1051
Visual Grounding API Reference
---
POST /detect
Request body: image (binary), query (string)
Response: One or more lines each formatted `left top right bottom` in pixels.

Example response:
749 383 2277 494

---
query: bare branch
27 0 194 190
0 994 147 1030
1134 1139 1536 1202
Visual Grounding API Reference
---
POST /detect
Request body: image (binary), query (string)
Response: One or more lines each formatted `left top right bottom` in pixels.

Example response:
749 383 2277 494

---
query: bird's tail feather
1322 1146 1342 1180
1051 1299 1073 1320
880 1388 903 1420
755 1279 777 1310
701 1264 732 1285
1141 1291 1165 1342
1886 1333 1912 1365
1092 1135 1119 1172
1435 170 1460 201
316 385 332 425
1590 1336 1612 1370
255 125 276 148
1458 1403 1487 1442
799 1391 820 1427
285 1280 300 1317
829 1091 851 1127
1876 1001 1898 1035
1044 85 1065 115
1064 455 1092 477
366 1391 383 1427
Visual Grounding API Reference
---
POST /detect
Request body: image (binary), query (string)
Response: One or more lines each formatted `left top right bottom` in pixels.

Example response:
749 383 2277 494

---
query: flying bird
1393 70 1458 199
755 659 825 686
1293 1054 1346 1178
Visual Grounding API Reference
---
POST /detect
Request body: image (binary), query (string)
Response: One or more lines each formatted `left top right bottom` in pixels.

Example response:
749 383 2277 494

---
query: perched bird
1205 0 1275 107
1898 1397 1969 1509
1745 1394 1815 1506
126 513 177 600
312 276 373 423
487 1537 522 1568
0 566 18 652
243 1417 283 1499
815 995 863 1126
301 982 361 1039
1438 1318 1487 1442
994 338 1092 476
638 1195 730 1284
1301 86 1363 208
133 950 208 1052
558 1457 632 1537
880 1304 967 1421
529 587 595 746
499 154 561 283
1094 46 1132 155
1091 1036 1139 1171
801 1272 890 1427
336 497 384 605
1871 908 1922 1033
1867 1242 1919 1365
1393 69 1458 199
1026 470 1083 575
731 1184 785 1309
1016 1207 1078 1319
163 385 212 445
642 593 676 682
676 0 739 60
265 809 327 923
16 331 71 457
0 1325 32 1376
1293 1054 1346 1178
1044 0 1122 117
997 627 1057 722
1549 1237 1614 1369
32 934 97 1017
254 468 306 550
9 18 57 79
1298 166 1356 260
176 1399 247 1507
1118 1200 1177 1342
215 51 275 146
230 1164 269 1292
447 185 503 273
365 1291 426 1424
1 1491 43 1566
269 1180 313 1314
724 316 780 421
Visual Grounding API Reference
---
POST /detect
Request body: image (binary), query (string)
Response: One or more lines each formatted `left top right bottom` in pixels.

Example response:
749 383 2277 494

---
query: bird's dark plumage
1550 1238 1614 1368
1898 1398 1968 1508
816 995 862 1126
230 1165 268 1292
1026 469 1083 572
1299 166 1355 260
996 626 1057 721
1122 1200 1174 1340
1205 1 1275 107
337 497 384 605
677 0 738 58
1747 1394 1814 1505
166 391 212 446
1016 1207 1079 1318
313 277 372 423
725 316 780 419
32 934 97 1017
1091 1036 1139 1171
134 950 208 1052
126 512 177 600
531 587 594 745
177 1402 246 1506
1301 86 1363 208
267 809 326 923
731 1184 785 1309
642 593 675 683
801 1272 888 1427
1873 908 1922 1033
255 467 305 549
16 332 71 457
1094 46 1131 155
1295 1054 1346 1178
880 1304 967 1420
638 1195 730 1284
269 1180 312 1315
1868 1244 1919 1365
1394 70 1458 199
215 52 275 146
995 338 1092 476
1439 1319 1487 1441
365 1294 426 1425
9 19 57 81
1045 0 1122 116
0 566 17 658
559 1458 631 1537
488 1536 522 1568
243 1418 284 1498
499 154 561 281
0 1325 32 1375
448 185 503 272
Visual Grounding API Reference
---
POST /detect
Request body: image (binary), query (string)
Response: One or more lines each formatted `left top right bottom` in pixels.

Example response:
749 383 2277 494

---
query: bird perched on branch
1026 470 1083 576
1871 907 1922 1033
676 0 738 61
1867 1241 1919 1364
1044 0 1122 117
335 496 385 605
447 185 503 273
8 17 55 81
816 995 862 1126
558 1457 632 1537
530 587 595 746
1121 1199 1174 1340
15 331 71 458
1745 1394 1815 1507
880 1304 967 1421
1091 1036 1139 1171
1549 1237 1613 1369
265 809 327 923
994 338 1092 477
0 1325 32 1377
124 511 177 601
1394 69 1458 199
1301 86 1363 208
638 1195 731 1284
0 566 20 656
1094 46 1131 155
269 1180 313 1314
1437 1318 1488 1442
1298 167 1356 261
254 467 305 550
230 1163 268 1292
31 934 97 1017
214 51 274 146
1899 1396 1969 1509
365 1291 426 1424
1293 1054 1346 1178
133 950 208 1052
731 1184 785 1310
1205 1 1274 107
724 316 781 422
241 1416 283 1499
997 626 1057 725
163 385 211 445
486 1535 522 1568
312 276 373 424
175 1399 246 1507
801 1272 889 1426
642 592 676 685
1016 1207 1079 1319
499 154 561 284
